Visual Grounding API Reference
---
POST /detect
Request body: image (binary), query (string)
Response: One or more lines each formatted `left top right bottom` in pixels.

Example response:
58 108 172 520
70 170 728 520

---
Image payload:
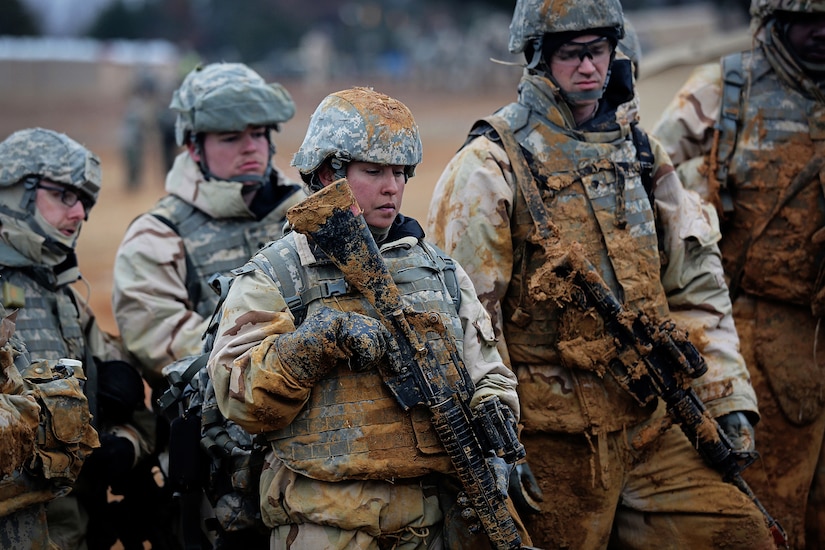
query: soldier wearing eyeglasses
426 0 775 548
0 128 151 550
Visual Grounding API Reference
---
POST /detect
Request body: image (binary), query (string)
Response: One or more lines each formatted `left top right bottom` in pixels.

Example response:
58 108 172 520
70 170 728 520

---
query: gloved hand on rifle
276 306 391 386
716 411 756 453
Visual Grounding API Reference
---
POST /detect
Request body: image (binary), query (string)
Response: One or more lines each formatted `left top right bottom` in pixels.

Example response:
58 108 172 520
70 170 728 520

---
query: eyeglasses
38 183 94 211
552 36 614 66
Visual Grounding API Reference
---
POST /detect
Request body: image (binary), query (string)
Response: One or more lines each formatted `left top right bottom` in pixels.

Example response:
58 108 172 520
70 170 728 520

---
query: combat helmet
508 0 625 56
170 62 295 146
291 87 422 189
0 127 101 212
170 62 295 185
751 0 825 23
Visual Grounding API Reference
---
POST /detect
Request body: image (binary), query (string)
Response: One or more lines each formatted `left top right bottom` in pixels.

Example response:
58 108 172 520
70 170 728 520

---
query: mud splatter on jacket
112 152 305 384
207 218 519 526
427 69 757 435
652 36 825 307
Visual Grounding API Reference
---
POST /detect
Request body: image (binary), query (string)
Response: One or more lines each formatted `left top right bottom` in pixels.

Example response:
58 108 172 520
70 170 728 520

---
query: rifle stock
287 179 527 550
546 243 788 549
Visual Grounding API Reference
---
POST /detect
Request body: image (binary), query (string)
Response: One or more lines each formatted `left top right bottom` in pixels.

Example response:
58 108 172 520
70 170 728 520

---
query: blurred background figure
120 70 160 192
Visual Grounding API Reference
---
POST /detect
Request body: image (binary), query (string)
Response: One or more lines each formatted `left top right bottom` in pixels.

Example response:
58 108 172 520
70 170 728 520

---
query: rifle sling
482 115 555 241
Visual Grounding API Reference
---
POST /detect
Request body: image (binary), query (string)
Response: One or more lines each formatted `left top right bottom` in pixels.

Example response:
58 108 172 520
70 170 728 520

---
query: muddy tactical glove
717 411 755 453
487 455 513 497
276 306 390 386
509 461 543 515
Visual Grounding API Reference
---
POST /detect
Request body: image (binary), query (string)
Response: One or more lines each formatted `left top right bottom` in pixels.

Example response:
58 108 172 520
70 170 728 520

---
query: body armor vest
150 193 294 317
262 233 465 482
483 84 668 433
0 267 85 361
718 49 825 304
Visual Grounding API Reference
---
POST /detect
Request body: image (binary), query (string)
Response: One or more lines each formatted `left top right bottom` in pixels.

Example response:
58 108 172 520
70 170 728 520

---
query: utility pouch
22 359 100 483
167 410 203 492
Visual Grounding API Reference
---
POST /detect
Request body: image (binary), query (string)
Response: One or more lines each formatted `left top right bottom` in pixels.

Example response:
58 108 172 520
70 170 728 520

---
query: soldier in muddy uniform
0 304 98 549
652 1 825 547
0 128 149 549
112 62 306 547
426 0 778 548
207 87 526 549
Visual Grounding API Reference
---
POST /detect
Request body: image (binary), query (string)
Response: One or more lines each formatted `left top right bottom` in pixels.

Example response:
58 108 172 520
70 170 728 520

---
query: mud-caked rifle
542 242 789 549
287 179 531 550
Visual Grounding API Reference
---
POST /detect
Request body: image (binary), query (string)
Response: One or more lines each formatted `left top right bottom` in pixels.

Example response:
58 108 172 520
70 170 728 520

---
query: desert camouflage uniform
112 63 306 548
208 223 520 549
112 152 305 385
651 2 825 546
426 1 773 546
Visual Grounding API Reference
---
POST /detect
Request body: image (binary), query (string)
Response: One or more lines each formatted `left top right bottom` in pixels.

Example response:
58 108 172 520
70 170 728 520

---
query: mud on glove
276 306 390 386
509 461 544 515
716 411 756 453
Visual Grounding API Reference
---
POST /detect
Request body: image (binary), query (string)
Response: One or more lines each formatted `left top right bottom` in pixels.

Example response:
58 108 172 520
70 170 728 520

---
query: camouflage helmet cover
751 0 825 21
170 62 296 146
509 0 625 54
0 127 101 202
291 87 423 181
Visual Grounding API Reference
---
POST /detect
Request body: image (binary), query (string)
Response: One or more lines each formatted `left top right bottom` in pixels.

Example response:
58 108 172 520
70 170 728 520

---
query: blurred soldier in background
0 128 150 549
112 62 305 548
120 71 160 192
1 305 98 549
427 0 777 547
207 86 526 549
652 1 825 547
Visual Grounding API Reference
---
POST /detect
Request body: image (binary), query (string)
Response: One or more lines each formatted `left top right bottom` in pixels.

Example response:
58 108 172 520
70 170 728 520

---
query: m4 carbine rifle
287 180 529 550
537 242 788 549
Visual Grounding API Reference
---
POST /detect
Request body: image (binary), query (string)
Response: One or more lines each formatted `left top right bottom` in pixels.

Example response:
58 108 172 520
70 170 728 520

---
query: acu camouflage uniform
652 1 825 546
207 88 522 549
0 128 141 549
0 305 98 550
427 1 773 548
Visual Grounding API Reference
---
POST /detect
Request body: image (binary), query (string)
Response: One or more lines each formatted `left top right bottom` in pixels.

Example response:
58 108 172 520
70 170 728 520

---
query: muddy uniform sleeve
455 261 520 420
112 213 209 383
650 136 757 419
427 137 516 368
650 62 723 204
0 344 39 478
207 267 307 435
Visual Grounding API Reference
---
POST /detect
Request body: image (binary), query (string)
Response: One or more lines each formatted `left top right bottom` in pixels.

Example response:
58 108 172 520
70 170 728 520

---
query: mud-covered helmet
751 0 825 22
170 62 295 146
291 87 422 186
508 0 625 55
0 127 101 207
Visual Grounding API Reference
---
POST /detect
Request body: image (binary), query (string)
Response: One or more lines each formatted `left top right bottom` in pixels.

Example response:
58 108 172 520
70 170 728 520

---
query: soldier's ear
186 142 200 162
318 163 335 187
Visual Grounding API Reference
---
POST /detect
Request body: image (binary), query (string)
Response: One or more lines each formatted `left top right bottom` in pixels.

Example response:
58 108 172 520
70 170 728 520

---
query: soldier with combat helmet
426 0 777 547
652 1 825 546
112 62 306 547
207 87 528 548
0 128 149 549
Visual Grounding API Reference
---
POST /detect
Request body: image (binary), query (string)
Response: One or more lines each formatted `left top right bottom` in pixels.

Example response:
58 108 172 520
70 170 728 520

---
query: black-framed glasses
552 36 614 66
37 183 94 211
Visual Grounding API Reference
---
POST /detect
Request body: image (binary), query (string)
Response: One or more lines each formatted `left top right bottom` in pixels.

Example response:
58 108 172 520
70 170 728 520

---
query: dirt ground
0 67 692 335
